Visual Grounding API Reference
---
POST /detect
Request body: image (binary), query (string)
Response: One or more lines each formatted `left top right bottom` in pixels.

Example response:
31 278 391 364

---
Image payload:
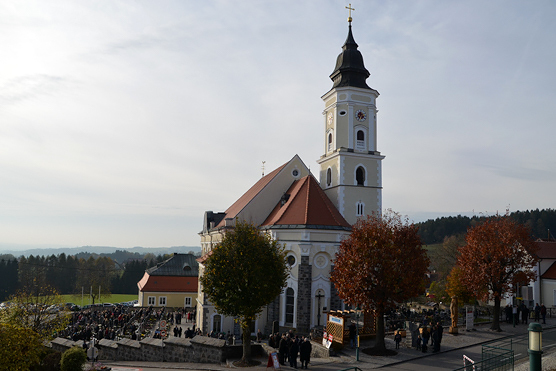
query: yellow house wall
138 291 197 308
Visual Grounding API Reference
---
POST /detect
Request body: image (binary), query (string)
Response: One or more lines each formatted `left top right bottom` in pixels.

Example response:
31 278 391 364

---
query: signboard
266 352 280 369
161 330 167 338
322 332 333 349
160 320 167 328
466 307 474 331
329 315 344 327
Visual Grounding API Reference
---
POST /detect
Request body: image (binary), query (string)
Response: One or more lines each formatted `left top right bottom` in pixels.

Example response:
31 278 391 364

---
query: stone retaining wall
50 336 326 363
50 335 226 363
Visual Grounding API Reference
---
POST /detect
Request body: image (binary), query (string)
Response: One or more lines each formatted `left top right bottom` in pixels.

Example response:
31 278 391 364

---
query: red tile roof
536 241 556 259
541 261 556 280
262 175 351 228
137 272 198 293
215 162 288 228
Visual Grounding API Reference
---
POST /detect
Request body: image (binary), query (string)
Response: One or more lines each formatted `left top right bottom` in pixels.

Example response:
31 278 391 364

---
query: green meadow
60 294 138 306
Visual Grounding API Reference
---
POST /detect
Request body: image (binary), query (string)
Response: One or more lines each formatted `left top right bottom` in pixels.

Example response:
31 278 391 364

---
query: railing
452 346 514 371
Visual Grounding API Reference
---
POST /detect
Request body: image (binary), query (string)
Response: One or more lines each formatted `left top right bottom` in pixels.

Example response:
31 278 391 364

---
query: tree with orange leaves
456 213 537 331
330 211 430 353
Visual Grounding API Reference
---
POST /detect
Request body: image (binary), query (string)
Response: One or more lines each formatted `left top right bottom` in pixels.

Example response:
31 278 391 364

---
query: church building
196 17 384 336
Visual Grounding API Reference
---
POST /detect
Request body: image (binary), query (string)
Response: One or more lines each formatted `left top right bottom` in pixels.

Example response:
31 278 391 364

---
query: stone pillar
297 256 312 334
265 295 280 335
329 265 342 311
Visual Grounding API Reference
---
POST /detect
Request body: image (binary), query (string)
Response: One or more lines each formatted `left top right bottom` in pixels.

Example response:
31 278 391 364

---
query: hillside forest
0 250 197 302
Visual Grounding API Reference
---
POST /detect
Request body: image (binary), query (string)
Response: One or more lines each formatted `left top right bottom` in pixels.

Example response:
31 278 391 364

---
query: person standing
279 334 288 365
394 331 402 350
256 329 263 343
534 303 541 322
521 303 529 324
289 336 299 369
348 322 357 349
541 304 547 324
299 337 312 369
421 327 429 353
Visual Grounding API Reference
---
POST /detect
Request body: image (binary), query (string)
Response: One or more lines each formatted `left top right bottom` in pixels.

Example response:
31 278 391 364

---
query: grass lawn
60 293 138 306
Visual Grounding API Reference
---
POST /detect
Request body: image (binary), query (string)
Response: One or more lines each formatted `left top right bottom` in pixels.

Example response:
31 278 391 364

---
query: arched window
285 288 295 324
328 133 333 152
326 168 332 187
356 130 365 151
212 315 221 332
356 167 365 186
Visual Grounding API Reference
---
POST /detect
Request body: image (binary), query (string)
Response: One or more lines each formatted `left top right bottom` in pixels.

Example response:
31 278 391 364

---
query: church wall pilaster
329 265 342 311
296 256 312 334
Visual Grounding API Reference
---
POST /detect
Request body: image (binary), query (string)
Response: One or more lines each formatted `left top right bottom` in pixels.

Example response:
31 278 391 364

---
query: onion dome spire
329 9 371 90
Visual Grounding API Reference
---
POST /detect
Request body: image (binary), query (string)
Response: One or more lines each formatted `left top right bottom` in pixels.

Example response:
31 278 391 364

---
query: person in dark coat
299 337 312 369
541 304 547 324
534 303 541 322
521 303 529 324
421 327 429 353
348 322 357 349
394 331 402 349
432 325 440 353
289 337 299 369
278 334 288 365
437 322 443 351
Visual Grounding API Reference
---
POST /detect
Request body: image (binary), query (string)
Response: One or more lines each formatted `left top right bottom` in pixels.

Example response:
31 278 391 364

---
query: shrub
61 346 86 371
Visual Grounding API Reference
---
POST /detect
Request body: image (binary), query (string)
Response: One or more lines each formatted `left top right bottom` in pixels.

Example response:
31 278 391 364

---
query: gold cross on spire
346 3 355 23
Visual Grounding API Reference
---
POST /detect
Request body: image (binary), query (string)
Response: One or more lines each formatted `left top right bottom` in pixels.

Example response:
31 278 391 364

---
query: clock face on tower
355 109 367 122
327 112 333 125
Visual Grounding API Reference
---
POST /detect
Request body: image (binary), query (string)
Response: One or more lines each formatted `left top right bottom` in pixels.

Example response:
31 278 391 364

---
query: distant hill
0 245 201 259
416 208 556 245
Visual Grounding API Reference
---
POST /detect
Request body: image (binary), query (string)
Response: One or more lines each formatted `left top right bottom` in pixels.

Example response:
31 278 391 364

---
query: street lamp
355 306 361 361
528 322 543 371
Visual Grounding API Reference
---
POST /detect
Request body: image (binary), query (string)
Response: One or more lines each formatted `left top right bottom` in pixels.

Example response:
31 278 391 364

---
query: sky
1 1 556 250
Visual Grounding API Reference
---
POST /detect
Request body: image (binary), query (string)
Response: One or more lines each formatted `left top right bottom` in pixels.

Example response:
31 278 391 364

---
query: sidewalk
104 317 556 370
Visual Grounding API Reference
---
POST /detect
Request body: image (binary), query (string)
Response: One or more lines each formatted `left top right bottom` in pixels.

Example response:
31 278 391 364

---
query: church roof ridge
215 155 306 229
261 174 351 228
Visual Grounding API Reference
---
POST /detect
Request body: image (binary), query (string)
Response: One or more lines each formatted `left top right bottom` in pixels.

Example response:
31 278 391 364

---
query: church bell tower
317 13 384 226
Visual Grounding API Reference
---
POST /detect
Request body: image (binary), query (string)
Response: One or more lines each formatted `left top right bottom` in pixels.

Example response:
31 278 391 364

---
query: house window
356 167 365 186
286 288 295 324
356 202 364 216
184 297 192 307
213 315 221 333
148 296 155 306
159 296 167 306
326 168 332 187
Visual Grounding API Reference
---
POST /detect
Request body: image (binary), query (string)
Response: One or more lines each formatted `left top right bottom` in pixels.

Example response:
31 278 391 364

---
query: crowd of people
415 322 443 353
265 331 312 369
60 305 146 342
505 302 547 325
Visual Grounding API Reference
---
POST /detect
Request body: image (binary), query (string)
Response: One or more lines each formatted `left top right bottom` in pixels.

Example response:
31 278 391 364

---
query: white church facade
196 19 384 336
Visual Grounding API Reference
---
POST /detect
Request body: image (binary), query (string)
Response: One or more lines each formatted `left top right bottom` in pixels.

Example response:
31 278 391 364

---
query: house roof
535 241 556 259
262 175 351 229
541 261 556 280
137 272 198 293
214 162 288 228
146 253 199 277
